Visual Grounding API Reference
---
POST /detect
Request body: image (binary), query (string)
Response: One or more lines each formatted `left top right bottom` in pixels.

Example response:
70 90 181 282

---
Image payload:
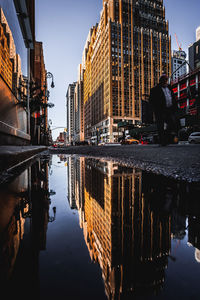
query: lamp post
43 71 55 145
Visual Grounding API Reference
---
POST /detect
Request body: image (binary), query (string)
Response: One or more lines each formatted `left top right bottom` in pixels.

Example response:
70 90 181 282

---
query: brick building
33 41 47 145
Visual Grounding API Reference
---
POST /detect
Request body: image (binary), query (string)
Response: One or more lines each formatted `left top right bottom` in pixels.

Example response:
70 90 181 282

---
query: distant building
66 82 76 144
196 26 200 42
74 64 84 143
57 131 65 143
171 50 187 81
189 27 200 70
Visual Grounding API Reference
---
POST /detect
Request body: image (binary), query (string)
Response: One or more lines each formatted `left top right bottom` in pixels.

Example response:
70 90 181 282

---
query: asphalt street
50 144 200 183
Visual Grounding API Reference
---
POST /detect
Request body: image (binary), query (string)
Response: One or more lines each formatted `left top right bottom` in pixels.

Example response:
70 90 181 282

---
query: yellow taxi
121 137 139 145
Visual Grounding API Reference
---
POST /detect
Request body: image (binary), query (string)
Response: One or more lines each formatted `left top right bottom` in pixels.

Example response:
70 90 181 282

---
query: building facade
171 67 200 129
33 41 47 145
74 64 84 143
196 26 200 42
82 0 171 143
171 50 187 81
66 82 76 144
189 27 200 71
0 0 35 145
0 21 13 89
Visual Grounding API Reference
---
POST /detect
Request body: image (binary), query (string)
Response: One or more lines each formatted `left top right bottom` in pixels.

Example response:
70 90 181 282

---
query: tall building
74 65 84 142
189 27 200 71
66 82 76 144
33 41 47 145
82 0 171 143
196 26 200 42
171 50 187 81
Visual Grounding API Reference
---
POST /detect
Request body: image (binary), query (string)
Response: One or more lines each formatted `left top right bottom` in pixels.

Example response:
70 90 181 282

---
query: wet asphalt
50 144 200 183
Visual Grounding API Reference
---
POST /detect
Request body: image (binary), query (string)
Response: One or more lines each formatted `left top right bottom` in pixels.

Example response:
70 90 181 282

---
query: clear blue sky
35 0 200 140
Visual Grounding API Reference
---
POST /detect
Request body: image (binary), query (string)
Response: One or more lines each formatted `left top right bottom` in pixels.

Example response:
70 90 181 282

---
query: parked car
121 137 139 145
104 142 121 146
98 142 105 146
188 132 200 144
139 136 154 144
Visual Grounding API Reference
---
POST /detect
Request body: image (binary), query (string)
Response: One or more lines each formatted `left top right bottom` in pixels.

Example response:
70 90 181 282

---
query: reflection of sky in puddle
0 154 200 300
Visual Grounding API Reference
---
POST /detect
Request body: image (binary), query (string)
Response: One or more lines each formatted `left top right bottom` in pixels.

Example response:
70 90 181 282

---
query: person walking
149 74 180 146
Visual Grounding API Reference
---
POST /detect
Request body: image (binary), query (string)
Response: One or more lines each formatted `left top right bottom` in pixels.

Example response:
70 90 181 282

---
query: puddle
0 154 200 299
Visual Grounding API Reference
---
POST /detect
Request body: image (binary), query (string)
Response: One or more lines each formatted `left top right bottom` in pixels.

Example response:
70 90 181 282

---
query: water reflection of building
0 157 51 297
66 156 85 217
67 157 77 210
64 157 200 298
81 159 171 299
0 170 29 280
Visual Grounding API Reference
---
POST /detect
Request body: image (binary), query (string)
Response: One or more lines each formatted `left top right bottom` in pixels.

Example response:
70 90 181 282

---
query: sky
35 0 200 140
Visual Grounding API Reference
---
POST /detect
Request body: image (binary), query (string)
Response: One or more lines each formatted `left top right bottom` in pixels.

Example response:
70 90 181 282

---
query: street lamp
43 71 55 145
46 71 55 88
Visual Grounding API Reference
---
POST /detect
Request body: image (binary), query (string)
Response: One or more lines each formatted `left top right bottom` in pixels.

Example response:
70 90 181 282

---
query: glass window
0 0 27 75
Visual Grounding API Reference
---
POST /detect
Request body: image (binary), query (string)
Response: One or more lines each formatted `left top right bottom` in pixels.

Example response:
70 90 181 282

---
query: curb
0 146 48 173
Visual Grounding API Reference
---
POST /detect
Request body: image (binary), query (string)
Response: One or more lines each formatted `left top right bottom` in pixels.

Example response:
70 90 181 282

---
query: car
104 142 121 146
121 137 139 145
98 142 105 146
188 132 200 144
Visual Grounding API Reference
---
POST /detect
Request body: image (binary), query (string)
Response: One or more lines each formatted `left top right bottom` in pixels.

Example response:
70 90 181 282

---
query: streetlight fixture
43 71 55 145
46 71 55 89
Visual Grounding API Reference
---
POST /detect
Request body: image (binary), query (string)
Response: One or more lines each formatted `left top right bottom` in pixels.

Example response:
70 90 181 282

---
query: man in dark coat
149 74 180 146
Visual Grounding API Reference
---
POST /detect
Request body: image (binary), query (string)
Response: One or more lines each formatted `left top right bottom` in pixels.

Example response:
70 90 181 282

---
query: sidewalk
0 145 48 172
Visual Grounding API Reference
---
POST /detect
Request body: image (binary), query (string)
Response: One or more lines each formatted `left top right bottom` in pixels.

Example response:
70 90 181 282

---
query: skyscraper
83 0 171 143
66 82 77 144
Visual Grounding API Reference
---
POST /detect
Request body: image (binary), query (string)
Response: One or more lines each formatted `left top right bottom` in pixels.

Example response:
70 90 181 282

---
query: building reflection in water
0 155 200 299
66 156 200 299
0 155 54 297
